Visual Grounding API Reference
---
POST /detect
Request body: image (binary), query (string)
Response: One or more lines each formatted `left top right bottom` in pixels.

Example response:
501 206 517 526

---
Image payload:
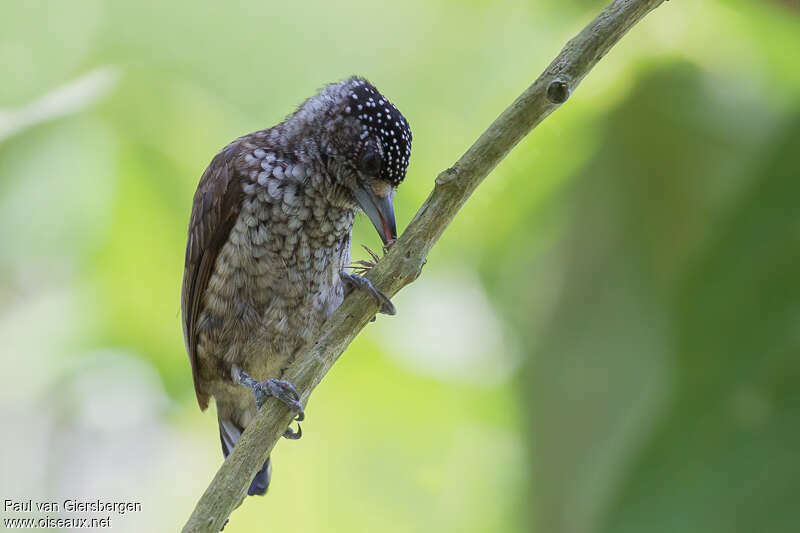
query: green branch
182 1 667 530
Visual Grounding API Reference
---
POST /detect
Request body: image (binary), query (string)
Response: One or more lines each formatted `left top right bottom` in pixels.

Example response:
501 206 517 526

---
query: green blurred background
1 0 799 531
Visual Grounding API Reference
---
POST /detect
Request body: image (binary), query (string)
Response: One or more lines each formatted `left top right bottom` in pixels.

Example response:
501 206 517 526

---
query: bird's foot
340 271 396 315
348 244 395 276
348 244 382 276
236 370 304 440
343 245 395 316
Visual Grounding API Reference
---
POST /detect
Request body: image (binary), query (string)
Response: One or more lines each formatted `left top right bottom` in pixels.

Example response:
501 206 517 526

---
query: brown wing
181 144 245 409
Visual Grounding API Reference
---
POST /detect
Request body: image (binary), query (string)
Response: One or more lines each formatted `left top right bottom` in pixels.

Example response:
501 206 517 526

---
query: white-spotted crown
342 78 412 187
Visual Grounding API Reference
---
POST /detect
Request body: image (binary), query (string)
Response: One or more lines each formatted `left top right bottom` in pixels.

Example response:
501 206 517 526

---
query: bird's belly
202 280 342 427
197 256 346 379
197 200 351 410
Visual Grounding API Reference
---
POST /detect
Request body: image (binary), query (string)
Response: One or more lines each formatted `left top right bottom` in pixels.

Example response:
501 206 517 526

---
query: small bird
181 77 412 496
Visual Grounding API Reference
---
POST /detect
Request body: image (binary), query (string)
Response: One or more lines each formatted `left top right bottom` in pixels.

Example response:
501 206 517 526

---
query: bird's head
290 77 412 245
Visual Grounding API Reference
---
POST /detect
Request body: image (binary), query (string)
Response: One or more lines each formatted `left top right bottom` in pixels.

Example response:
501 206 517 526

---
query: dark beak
353 184 397 245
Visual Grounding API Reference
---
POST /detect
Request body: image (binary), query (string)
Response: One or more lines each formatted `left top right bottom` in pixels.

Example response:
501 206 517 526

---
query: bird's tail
218 416 272 496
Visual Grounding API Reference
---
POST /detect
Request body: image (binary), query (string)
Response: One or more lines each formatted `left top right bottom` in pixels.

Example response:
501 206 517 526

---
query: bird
181 76 412 496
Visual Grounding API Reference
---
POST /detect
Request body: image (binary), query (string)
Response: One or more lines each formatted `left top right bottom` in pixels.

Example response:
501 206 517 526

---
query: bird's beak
353 183 397 245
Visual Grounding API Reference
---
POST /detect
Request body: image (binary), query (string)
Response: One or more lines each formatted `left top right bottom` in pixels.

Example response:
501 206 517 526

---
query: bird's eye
358 150 382 175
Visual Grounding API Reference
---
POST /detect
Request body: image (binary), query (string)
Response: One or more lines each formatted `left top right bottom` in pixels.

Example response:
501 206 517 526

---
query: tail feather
218 417 272 496
247 460 271 496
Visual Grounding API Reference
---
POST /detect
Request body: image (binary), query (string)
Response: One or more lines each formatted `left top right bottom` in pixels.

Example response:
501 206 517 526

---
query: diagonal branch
182 1 667 530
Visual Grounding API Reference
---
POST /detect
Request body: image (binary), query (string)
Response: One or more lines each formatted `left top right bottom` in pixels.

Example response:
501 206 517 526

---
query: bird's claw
347 245 381 276
254 378 304 414
347 244 395 276
237 371 304 439
283 425 302 440
340 271 396 315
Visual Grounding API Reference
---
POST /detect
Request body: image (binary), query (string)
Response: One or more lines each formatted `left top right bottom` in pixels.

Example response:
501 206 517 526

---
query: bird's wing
181 145 245 410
